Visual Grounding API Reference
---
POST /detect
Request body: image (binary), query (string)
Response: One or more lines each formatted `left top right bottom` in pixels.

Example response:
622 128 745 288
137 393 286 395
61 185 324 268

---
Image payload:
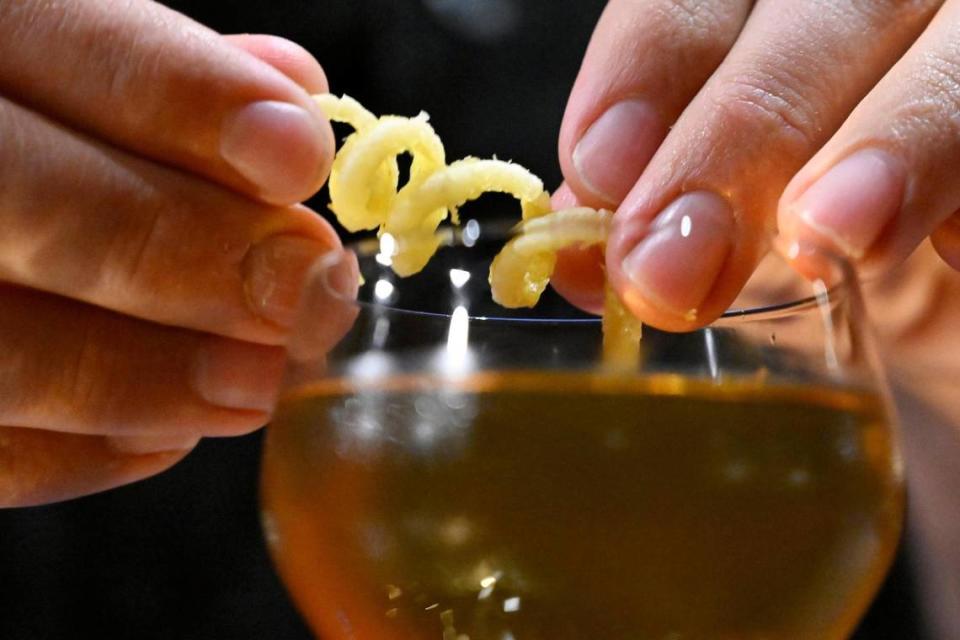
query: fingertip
550 182 581 210
225 34 329 94
225 34 336 205
931 214 960 272
558 104 612 210
607 191 736 330
312 109 337 193
572 100 665 207
773 234 847 285
778 149 906 264
106 434 201 456
218 35 335 205
219 99 334 205
192 338 286 414
289 248 360 362
284 204 344 250
545 184 607 314
243 234 334 331
551 245 606 315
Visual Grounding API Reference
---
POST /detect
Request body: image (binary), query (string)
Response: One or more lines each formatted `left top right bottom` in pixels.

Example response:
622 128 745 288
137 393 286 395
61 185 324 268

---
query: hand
552 0 960 330
551 6 960 631
0 1 340 507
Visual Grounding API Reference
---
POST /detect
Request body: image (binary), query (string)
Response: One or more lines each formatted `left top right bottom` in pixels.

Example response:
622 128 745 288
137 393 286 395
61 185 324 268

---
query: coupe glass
260 220 903 640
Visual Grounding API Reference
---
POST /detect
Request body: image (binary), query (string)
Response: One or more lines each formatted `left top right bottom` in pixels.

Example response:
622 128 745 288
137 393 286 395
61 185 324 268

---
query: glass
260 220 903 640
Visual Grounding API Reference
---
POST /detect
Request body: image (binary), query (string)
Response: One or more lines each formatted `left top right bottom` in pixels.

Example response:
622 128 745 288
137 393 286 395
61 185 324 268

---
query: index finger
604 0 939 330
0 0 333 205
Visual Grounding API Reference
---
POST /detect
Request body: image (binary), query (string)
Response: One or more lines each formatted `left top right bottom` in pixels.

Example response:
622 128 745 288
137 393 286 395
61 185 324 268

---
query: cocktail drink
261 227 902 640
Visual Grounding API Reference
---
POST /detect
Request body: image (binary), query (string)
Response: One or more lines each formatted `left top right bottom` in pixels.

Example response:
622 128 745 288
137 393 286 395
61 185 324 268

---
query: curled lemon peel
314 94 549 276
489 208 642 368
315 94 641 365
488 207 608 308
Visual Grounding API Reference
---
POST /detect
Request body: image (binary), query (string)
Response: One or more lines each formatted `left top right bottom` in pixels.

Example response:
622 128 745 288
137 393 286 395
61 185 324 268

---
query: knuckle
83 4 158 108
918 46 960 110
49 0 199 135
61 320 109 424
61 309 157 434
0 297 121 432
101 185 256 323
655 0 714 30
650 0 743 60
58 310 155 434
99 167 213 291
655 0 731 33
115 206 167 292
106 197 206 305
2 0 150 107
896 46 960 141
88 177 187 311
711 68 820 155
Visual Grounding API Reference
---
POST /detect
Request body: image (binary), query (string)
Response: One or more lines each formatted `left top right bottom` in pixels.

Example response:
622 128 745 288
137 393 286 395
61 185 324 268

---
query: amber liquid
261 373 903 640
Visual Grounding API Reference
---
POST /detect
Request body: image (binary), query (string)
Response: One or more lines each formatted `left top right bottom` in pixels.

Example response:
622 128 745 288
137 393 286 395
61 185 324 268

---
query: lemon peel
315 94 641 365
315 94 548 276
488 207 607 308
489 208 642 367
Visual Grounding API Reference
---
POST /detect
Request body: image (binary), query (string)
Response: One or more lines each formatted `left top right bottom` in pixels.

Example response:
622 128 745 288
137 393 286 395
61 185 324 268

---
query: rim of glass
329 221 850 326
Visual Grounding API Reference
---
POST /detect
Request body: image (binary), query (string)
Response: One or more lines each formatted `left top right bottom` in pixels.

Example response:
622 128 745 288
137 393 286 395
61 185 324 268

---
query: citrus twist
489 208 642 367
314 94 550 276
314 94 640 365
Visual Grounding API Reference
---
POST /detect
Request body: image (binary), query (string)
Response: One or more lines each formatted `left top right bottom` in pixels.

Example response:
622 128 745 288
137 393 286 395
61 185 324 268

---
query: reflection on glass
462 219 481 248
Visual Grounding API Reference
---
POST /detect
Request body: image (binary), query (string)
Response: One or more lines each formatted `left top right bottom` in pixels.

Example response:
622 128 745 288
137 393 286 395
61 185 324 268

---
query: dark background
0 1 925 637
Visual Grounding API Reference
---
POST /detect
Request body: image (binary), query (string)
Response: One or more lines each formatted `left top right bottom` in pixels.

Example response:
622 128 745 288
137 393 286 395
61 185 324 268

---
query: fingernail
192 340 286 412
220 100 332 204
621 191 734 317
288 250 360 361
323 250 361 302
792 149 905 259
572 99 664 204
107 434 200 455
244 235 327 330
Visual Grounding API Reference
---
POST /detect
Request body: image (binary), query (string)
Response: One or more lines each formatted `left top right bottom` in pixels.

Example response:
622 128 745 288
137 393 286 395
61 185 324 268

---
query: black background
0 1 925 637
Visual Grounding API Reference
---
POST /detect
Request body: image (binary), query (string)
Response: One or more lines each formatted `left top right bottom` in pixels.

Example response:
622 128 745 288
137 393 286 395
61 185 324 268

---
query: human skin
551 0 960 328
0 2 957 633
0 0 351 507
2 0 957 527
550 2 960 634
